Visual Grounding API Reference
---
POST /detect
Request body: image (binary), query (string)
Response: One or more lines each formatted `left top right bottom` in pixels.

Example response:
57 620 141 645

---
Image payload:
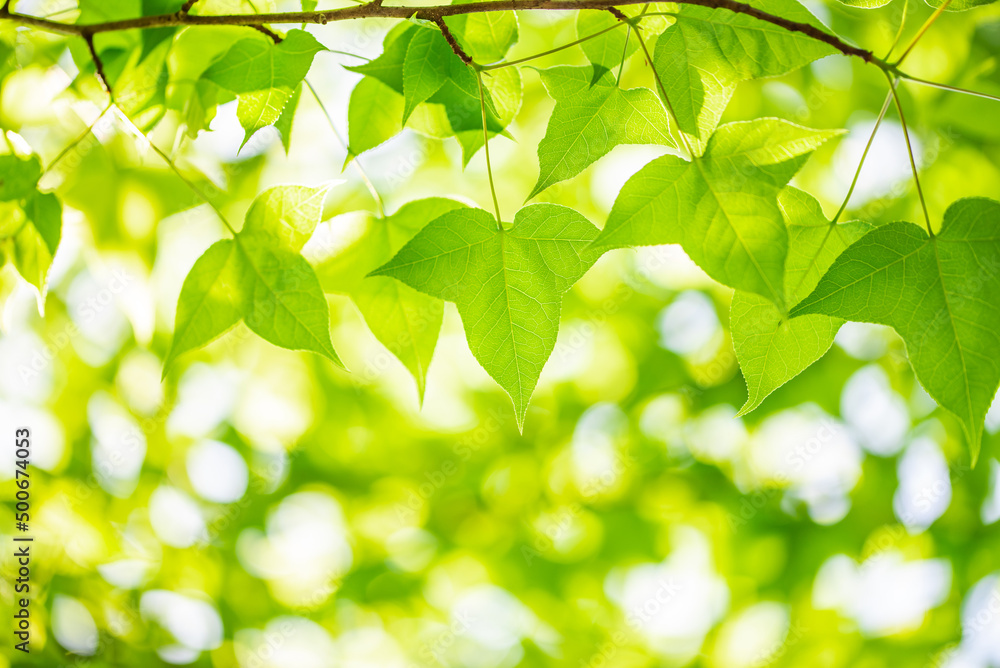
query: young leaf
273 83 302 154
241 184 330 252
653 0 836 154
167 26 248 138
577 10 637 71
165 239 244 372
316 199 466 400
594 118 842 306
0 155 42 201
439 66 520 165
345 24 415 94
791 198 1000 460
402 28 452 124
529 66 674 199
371 204 600 429
348 77 404 157
9 192 62 295
202 29 325 148
445 6 518 63
167 185 341 371
731 188 872 415
236 236 343 367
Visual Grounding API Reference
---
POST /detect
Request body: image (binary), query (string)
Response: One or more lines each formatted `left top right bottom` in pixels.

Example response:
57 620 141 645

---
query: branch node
436 17 473 66
253 25 282 42
606 7 629 22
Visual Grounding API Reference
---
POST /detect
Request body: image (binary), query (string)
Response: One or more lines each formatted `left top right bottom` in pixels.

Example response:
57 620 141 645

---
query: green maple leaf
346 24 517 164
653 0 836 154
9 192 62 297
164 238 244 372
166 185 341 372
0 155 42 201
202 29 325 148
371 204 601 428
345 24 414 92
166 27 246 138
402 27 453 124
240 184 329 252
731 187 872 415
316 198 467 401
593 118 842 306
347 77 404 157
529 65 674 199
444 4 518 63
0 156 63 301
791 198 1000 461
576 10 638 71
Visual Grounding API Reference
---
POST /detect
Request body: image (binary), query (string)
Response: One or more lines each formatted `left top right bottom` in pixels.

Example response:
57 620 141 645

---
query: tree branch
436 17 473 65
83 34 114 101
1 0 884 67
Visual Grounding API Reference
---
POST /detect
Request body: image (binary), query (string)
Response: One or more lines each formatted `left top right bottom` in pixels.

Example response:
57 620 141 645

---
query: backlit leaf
791 198 1000 460
653 0 836 154
594 118 842 306
202 29 325 148
372 204 600 428
731 187 871 415
530 65 673 199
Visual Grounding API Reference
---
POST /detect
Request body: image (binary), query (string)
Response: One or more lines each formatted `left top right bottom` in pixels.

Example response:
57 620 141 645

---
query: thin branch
180 0 202 14
0 0 883 66
476 70 502 228
884 71 932 237
252 24 282 42
83 34 114 101
436 17 473 65
305 78 385 218
832 87 894 224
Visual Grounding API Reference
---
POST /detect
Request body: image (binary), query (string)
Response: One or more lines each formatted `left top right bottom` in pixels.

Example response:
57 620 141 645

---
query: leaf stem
883 71 932 237
480 21 625 71
893 0 951 67
304 78 385 217
883 0 908 61
631 18 694 160
897 72 1000 102
113 107 236 235
832 87 894 224
38 104 113 179
476 70 503 228
615 22 632 86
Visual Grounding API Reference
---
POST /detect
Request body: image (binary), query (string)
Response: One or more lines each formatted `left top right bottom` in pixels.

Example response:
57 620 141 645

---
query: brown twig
252 24 282 42
435 17 473 65
606 6 628 21
0 0 884 67
179 0 201 14
83 34 113 100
